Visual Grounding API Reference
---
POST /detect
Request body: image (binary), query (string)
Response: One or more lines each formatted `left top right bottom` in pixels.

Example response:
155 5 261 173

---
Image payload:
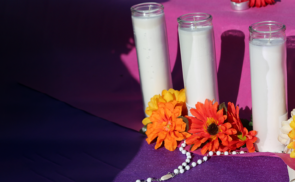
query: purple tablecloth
0 83 289 181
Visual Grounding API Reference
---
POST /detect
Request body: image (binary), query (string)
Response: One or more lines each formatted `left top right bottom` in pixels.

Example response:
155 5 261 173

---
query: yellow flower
288 116 295 140
142 89 186 125
286 115 295 158
287 141 295 158
278 118 293 145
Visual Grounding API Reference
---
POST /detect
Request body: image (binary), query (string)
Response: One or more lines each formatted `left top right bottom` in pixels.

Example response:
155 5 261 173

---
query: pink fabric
17 0 295 131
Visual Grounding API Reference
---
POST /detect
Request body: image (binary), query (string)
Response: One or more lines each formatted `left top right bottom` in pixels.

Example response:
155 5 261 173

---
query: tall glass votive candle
249 21 287 152
177 13 219 116
131 3 172 114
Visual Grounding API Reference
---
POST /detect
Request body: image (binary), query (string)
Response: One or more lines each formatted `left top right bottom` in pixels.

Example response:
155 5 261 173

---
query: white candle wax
178 26 219 115
132 14 172 113
249 38 287 152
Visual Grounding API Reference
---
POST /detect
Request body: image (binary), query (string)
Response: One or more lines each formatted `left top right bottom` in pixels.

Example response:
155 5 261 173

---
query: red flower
186 100 236 154
249 0 275 8
227 102 257 153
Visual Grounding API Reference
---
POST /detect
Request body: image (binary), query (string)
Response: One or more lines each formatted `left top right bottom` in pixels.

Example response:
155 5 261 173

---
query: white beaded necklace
135 140 246 182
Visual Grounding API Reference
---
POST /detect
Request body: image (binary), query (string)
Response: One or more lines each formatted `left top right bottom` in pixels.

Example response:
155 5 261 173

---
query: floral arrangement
141 88 257 154
278 109 295 158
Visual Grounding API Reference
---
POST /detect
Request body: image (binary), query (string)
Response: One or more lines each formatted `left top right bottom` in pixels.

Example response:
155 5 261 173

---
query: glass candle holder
177 13 219 116
249 21 287 152
230 0 249 11
131 3 172 114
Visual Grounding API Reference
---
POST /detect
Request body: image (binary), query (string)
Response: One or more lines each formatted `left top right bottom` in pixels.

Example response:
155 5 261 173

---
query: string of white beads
135 140 247 182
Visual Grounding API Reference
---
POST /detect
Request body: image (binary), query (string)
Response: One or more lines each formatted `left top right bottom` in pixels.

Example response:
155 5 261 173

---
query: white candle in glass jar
178 13 218 115
250 38 287 152
131 3 172 113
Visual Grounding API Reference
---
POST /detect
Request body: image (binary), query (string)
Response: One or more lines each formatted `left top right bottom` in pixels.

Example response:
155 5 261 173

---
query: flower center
207 123 219 135
165 122 172 131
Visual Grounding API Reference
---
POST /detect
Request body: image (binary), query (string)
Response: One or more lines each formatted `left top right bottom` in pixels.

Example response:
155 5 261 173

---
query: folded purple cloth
0 83 289 182
114 141 289 182
0 83 144 182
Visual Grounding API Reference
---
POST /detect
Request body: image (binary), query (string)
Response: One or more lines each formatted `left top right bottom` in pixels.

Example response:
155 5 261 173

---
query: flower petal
290 118 295 129
213 138 219 150
280 124 292 134
178 89 186 102
225 128 237 135
164 134 177 151
163 90 174 102
142 117 151 125
146 130 158 144
287 141 295 149
191 143 201 151
172 131 185 141
181 132 191 138
248 130 257 136
175 118 186 131
186 135 200 145
201 142 211 154
155 131 167 149
282 120 290 127
288 130 295 139
291 150 295 158
236 141 245 148
188 128 204 133
223 122 232 129
246 140 255 153
278 134 289 145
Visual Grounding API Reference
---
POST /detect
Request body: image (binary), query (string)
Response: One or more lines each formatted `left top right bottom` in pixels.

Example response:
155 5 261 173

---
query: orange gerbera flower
186 100 237 155
146 101 191 151
227 102 257 153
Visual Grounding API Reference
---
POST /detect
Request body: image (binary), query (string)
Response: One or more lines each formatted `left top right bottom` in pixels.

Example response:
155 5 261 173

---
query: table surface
1 0 295 181
0 83 289 182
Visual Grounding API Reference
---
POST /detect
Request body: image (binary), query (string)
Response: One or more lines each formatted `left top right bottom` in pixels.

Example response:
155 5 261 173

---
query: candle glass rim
177 13 212 24
249 21 286 34
131 2 164 15
230 0 249 3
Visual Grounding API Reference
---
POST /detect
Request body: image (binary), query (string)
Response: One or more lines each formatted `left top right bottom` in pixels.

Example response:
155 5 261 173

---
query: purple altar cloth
115 141 289 182
0 83 289 181
0 83 145 181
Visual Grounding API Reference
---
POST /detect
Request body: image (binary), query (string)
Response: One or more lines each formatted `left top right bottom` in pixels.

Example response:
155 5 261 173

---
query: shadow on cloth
287 36 295 115
217 30 245 106
172 34 184 91
0 83 145 182
0 0 168 131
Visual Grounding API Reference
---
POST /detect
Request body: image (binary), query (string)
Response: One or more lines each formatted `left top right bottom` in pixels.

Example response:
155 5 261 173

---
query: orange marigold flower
227 102 257 153
146 101 191 151
186 100 237 155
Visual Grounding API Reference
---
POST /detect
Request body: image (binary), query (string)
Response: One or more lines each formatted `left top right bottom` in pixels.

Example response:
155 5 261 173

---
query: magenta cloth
6 0 295 131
